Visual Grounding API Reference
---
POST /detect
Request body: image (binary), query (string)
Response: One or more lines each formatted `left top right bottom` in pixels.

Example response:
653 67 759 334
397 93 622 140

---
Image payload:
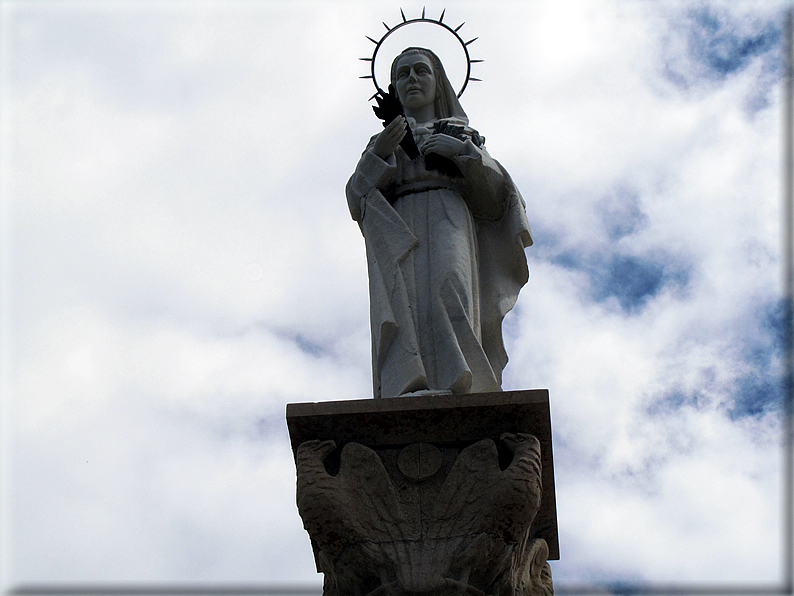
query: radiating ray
361 9 481 100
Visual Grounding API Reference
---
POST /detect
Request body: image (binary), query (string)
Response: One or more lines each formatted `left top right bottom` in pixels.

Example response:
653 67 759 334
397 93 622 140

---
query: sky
0 0 790 591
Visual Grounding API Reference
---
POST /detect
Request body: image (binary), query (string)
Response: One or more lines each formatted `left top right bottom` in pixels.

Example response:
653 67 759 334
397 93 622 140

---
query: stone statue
346 47 532 399
296 433 552 596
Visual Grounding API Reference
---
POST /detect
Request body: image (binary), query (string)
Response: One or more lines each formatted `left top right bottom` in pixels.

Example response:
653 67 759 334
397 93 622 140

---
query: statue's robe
346 119 532 398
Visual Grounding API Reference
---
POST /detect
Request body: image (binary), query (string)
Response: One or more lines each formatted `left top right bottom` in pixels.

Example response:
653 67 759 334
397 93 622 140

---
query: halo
360 8 482 99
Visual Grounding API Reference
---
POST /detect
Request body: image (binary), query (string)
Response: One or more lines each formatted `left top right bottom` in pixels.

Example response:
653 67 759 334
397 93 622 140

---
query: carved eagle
295 433 544 596
295 439 409 591
424 432 543 592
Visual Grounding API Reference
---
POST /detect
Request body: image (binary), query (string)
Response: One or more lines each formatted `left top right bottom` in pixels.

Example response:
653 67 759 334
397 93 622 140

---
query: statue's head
390 47 467 122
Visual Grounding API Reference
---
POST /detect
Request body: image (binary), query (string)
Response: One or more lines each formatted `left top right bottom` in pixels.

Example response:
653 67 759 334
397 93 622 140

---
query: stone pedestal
287 390 557 596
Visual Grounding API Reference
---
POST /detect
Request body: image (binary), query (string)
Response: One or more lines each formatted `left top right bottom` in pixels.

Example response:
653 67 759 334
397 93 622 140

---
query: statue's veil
390 47 468 123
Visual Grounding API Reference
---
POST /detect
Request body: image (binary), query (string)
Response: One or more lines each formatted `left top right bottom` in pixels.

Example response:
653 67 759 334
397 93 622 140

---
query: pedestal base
287 390 557 596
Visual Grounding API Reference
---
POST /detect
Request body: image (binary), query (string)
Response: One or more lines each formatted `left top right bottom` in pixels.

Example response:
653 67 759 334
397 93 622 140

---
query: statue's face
394 53 436 111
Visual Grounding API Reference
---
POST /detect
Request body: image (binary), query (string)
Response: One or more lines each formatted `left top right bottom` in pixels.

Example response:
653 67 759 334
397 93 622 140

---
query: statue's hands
421 133 465 158
372 116 407 159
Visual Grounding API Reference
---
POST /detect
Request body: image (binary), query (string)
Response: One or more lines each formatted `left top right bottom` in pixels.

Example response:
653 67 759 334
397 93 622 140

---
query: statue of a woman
346 47 532 398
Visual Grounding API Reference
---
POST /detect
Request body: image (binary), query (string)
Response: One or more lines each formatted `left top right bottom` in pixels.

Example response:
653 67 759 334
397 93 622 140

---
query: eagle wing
425 439 502 574
337 441 411 577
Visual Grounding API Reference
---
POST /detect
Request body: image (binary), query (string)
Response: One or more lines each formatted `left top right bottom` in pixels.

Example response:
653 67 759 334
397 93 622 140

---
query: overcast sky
0 0 789 590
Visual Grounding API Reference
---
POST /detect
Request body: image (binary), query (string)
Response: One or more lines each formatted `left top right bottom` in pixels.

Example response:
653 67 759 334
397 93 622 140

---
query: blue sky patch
271 328 329 358
728 298 787 419
292 333 327 357
597 188 649 241
551 249 691 314
646 389 703 416
661 4 781 113
594 254 666 311
687 6 780 80
647 299 786 420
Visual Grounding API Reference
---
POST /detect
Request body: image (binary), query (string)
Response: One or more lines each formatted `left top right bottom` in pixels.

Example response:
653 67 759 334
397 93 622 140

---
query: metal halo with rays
359 7 482 99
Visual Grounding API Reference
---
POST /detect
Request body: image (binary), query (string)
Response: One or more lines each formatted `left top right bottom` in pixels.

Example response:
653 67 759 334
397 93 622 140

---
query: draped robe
346 118 532 398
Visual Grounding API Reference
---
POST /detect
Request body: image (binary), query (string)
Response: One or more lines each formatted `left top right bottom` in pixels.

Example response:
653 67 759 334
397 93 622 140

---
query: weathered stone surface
287 390 557 596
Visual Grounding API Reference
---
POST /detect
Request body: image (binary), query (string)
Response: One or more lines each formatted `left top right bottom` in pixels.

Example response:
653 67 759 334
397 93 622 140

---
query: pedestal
287 389 557 596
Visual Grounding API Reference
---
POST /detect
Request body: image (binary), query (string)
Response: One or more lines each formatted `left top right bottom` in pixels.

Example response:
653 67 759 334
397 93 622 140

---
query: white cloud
1 0 787 589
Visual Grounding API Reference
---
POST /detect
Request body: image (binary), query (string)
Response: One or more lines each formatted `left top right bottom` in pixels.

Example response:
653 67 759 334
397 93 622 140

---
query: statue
346 46 533 399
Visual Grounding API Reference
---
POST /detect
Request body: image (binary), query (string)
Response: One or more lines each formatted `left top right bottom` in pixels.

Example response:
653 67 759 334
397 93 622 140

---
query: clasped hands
372 116 464 160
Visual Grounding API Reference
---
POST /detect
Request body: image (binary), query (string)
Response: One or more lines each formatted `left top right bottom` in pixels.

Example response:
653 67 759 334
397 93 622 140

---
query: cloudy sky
0 0 789 591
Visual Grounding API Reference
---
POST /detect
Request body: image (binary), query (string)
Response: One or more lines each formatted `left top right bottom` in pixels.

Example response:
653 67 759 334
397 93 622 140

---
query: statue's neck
404 104 435 125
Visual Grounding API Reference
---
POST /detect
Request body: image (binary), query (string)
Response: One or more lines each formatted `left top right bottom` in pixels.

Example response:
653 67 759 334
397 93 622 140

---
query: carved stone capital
296 436 551 596
287 390 558 596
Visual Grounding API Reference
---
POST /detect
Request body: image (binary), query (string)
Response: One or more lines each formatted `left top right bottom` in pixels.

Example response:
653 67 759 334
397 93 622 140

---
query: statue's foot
400 388 453 397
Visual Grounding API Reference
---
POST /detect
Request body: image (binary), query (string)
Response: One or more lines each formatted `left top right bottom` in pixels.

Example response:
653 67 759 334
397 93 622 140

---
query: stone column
287 390 557 596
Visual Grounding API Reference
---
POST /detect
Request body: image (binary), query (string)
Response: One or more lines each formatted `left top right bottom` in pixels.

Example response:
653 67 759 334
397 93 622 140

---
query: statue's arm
345 136 397 222
455 140 510 221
